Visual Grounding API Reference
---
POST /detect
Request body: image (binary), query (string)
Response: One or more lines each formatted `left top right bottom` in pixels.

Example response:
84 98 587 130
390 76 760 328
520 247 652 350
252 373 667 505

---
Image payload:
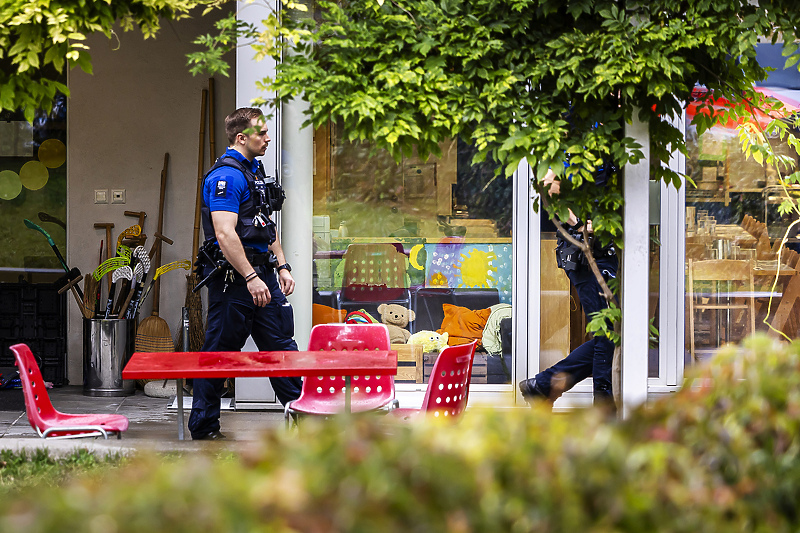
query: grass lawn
0 449 127 495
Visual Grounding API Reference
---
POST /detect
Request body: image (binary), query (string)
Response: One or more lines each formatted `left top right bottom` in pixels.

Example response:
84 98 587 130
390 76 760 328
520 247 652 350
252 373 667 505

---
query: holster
556 226 586 272
192 240 230 293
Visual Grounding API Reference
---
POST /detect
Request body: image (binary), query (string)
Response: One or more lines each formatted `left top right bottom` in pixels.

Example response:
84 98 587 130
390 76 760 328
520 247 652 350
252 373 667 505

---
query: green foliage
0 0 207 120
0 448 125 496
586 303 621 344
2 336 800 531
192 0 800 250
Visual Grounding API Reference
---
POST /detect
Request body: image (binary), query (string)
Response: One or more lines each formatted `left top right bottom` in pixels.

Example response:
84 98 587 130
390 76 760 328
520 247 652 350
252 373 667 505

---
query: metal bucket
83 318 136 397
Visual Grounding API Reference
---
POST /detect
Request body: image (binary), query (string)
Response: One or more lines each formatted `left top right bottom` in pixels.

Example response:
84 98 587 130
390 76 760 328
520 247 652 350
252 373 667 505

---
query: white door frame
652 112 686 391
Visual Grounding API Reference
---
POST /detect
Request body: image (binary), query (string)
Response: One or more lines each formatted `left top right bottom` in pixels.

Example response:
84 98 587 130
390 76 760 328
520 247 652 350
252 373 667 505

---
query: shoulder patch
215 180 227 197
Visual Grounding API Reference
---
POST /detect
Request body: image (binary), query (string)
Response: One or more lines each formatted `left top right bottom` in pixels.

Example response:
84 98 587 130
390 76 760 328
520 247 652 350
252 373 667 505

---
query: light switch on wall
111 189 126 204
94 189 108 204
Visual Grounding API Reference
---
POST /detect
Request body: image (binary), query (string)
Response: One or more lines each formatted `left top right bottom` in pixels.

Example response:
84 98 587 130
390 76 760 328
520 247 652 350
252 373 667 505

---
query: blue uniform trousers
188 267 302 439
534 253 617 404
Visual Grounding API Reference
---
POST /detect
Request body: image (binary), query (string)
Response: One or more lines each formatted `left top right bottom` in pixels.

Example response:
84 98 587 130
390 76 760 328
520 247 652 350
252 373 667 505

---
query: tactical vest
200 155 285 246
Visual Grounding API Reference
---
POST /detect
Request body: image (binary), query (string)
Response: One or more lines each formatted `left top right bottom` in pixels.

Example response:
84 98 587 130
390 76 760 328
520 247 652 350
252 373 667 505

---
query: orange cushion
312 304 347 326
437 304 491 347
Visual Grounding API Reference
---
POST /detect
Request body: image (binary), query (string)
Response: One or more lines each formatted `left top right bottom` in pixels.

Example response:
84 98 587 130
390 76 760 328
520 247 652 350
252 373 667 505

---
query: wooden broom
135 153 173 387
182 86 209 352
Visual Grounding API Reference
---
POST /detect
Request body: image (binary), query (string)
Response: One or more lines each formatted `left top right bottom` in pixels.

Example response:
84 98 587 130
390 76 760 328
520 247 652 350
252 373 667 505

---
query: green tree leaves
0 0 205 118
190 0 800 249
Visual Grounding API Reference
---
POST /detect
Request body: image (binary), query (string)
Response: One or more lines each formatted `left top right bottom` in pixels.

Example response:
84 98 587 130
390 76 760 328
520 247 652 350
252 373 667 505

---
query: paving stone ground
0 385 286 456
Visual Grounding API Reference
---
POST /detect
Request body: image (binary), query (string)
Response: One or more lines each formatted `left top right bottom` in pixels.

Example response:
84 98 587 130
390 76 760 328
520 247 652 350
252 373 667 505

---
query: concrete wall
66 10 235 383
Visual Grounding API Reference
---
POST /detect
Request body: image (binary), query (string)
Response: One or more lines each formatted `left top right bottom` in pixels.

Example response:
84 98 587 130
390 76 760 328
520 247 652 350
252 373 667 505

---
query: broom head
184 273 205 351
135 314 173 387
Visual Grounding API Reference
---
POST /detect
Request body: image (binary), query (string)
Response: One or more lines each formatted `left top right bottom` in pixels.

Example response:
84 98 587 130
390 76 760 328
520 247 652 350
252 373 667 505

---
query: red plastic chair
10 344 129 439
285 323 398 427
391 340 478 421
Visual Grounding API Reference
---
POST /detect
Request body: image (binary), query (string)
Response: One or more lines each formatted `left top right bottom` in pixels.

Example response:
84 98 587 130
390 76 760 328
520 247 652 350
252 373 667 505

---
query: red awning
686 86 800 130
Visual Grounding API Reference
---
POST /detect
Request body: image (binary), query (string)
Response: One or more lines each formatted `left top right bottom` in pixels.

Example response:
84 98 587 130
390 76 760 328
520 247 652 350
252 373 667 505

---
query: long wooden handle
151 153 169 316
193 89 208 260
117 282 136 319
209 78 216 165
157 153 169 235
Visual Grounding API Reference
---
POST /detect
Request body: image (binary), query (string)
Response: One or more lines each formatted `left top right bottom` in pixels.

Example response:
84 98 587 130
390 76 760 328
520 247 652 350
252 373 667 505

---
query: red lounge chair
391 340 477 421
285 323 397 427
10 343 129 439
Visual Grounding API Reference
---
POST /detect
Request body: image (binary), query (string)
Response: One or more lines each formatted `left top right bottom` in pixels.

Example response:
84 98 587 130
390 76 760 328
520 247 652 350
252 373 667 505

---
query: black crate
11 339 67 386
0 286 20 316
0 282 67 386
30 287 61 316
38 338 65 362
39 361 66 386
36 317 61 338
0 317 18 338
0 282 66 317
20 304 37 337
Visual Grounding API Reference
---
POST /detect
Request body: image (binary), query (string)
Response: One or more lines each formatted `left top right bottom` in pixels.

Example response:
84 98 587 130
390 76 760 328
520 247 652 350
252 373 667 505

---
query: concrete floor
0 385 286 455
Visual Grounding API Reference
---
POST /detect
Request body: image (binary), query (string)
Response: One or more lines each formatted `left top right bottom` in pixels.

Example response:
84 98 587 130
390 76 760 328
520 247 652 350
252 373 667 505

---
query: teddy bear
407 330 449 353
376 303 416 344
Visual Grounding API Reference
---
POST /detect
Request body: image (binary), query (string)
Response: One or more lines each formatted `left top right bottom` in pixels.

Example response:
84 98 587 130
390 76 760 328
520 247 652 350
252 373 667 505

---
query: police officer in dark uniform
519 165 618 408
188 107 302 440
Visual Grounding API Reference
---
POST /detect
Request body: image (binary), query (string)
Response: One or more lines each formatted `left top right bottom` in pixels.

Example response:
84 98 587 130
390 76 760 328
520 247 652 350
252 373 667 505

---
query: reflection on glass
685 91 800 363
0 94 67 279
312 122 513 385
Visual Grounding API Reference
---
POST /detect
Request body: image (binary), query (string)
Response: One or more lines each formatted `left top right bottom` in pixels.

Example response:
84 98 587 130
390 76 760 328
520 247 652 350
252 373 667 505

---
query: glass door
312 122 515 395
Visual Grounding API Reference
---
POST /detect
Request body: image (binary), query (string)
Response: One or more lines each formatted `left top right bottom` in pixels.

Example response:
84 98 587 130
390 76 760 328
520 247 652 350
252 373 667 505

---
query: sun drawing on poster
457 249 497 288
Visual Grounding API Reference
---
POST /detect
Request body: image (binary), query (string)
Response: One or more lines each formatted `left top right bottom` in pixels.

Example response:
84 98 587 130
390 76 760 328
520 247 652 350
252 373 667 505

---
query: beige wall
66 11 235 382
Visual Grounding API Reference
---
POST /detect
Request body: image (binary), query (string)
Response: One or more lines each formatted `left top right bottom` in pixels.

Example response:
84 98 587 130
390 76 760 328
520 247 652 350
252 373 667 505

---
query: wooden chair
741 214 767 240
688 260 756 362
767 248 800 337
284 323 397 427
390 341 478 421
781 249 799 268
10 344 129 439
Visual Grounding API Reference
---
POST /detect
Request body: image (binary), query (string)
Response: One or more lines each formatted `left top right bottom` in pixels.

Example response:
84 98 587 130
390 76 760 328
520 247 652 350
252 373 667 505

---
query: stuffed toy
377 303 416 344
408 330 449 353
345 309 379 324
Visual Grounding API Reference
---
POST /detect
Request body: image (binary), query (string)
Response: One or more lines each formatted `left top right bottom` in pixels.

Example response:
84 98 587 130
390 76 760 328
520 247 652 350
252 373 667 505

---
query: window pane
0 95 67 282
685 90 800 363
312 122 513 385
649 181 660 378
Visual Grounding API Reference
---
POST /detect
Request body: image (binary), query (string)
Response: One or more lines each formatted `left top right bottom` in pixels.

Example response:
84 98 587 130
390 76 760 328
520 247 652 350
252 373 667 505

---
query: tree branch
539 192 616 304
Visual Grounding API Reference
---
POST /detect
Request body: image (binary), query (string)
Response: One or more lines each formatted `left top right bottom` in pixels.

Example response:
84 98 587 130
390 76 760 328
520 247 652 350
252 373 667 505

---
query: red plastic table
122 350 397 439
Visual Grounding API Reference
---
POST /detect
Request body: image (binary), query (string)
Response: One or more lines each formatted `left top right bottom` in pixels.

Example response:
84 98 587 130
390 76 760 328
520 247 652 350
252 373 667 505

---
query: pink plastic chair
391 340 477 421
10 344 129 439
285 323 398 426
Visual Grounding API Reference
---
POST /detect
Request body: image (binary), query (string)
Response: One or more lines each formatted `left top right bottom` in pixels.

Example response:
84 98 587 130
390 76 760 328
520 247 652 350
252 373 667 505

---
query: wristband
245 271 258 282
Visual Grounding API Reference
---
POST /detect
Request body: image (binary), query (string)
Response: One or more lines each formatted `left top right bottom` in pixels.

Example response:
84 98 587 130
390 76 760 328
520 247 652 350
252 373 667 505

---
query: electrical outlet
111 189 126 204
94 189 108 204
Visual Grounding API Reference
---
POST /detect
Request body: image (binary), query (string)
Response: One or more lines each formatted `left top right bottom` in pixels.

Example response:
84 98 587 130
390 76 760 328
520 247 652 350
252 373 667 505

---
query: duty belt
245 249 275 267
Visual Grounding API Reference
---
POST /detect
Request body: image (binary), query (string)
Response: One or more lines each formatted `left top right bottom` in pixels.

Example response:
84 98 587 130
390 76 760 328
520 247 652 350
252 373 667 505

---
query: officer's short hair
226 108 265 145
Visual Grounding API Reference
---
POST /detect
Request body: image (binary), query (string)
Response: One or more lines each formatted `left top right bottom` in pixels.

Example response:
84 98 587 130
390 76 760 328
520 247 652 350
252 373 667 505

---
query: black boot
519 378 548 404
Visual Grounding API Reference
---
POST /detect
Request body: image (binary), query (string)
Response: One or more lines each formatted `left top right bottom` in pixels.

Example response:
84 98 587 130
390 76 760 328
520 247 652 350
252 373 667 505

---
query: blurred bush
2 335 800 532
